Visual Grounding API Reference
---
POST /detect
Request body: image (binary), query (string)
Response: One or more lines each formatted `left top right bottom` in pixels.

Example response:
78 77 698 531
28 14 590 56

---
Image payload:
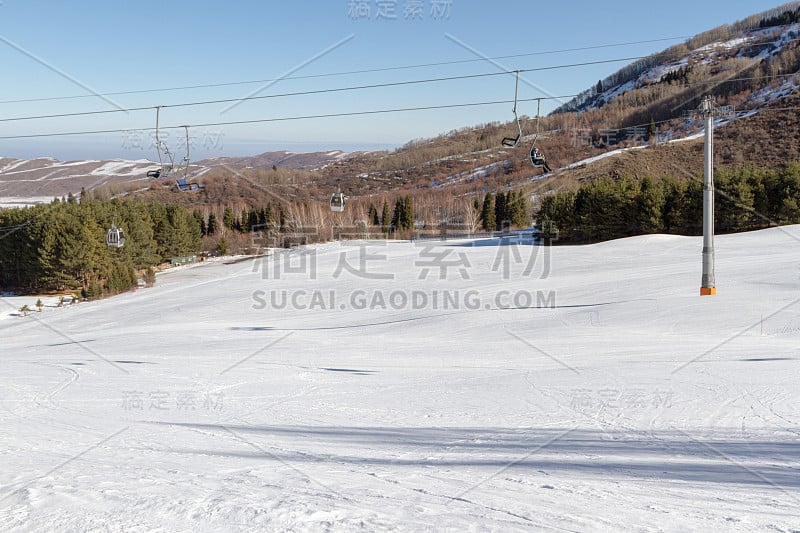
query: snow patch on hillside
574 23 800 113
0 196 54 208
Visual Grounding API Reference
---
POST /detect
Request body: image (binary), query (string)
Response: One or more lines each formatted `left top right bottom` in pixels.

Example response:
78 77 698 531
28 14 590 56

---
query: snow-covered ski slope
1 227 799 532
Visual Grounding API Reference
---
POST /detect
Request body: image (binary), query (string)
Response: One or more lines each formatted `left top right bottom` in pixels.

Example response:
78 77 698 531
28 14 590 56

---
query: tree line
0 198 202 296
0 184 532 296
479 189 530 231
536 164 800 242
0 193 426 295
759 5 800 28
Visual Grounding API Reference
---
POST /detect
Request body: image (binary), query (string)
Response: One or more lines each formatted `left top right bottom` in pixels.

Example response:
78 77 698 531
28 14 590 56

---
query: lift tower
690 96 734 296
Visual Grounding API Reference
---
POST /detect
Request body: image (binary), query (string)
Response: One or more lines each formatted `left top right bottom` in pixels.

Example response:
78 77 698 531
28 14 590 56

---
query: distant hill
0 150 362 207
0 157 155 207
195 150 359 171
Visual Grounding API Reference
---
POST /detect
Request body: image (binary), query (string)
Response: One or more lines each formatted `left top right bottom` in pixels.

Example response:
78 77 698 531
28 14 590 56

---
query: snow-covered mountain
196 150 355 172
0 157 157 206
0 150 357 207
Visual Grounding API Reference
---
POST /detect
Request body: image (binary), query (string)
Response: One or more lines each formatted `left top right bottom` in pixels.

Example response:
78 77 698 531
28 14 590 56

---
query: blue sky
0 0 790 160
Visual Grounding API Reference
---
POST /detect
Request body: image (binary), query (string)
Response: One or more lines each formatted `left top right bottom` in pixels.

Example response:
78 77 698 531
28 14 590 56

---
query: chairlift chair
528 98 551 173
502 122 522 148
330 191 346 212
501 71 523 148
146 141 174 179
173 127 191 191
176 178 204 192
330 181 346 212
173 127 205 191
179 125 191 179
106 222 125 248
146 106 175 179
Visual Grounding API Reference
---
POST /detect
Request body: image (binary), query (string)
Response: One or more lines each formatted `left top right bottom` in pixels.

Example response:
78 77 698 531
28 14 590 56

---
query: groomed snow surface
2 227 800 532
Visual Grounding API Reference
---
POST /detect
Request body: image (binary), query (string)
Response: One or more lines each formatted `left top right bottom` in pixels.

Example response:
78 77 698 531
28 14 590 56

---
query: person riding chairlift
531 147 551 173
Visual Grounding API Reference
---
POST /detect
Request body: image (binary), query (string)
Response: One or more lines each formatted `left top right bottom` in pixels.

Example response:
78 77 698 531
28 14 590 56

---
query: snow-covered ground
1 228 799 531
748 75 800 106
0 196 55 209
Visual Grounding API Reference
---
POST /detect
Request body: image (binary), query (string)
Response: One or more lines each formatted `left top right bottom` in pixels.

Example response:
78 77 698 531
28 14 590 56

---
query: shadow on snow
147 423 800 490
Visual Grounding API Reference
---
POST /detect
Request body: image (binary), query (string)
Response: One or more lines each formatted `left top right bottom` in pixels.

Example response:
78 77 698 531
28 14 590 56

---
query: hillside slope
0 151 361 207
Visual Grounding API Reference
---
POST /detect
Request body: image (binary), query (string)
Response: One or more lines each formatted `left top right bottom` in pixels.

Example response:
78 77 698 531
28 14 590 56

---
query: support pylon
690 96 734 296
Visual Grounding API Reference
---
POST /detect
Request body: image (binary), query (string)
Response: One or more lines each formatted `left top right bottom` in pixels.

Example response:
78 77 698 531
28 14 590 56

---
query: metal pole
701 96 716 296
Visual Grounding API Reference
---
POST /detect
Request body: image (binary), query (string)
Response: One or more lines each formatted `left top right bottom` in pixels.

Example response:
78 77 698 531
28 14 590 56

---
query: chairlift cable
0 35 696 106
1 58 796 127
0 57 645 124
0 81 797 142
155 107 163 168
183 125 190 179
0 97 578 140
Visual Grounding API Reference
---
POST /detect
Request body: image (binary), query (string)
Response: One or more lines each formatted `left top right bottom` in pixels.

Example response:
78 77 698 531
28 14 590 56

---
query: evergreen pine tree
509 190 530 228
716 169 755 232
495 192 508 230
258 205 272 227
156 206 202 258
391 198 403 231
683 179 704 235
401 196 414 231
206 213 218 236
192 210 206 236
217 237 229 255
223 207 236 231
247 210 260 233
481 193 496 231
368 204 379 226
777 163 800 223
381 200 391 233
240 208 249 233
661 178 687 234
636 177 666 233
121 203 159 268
